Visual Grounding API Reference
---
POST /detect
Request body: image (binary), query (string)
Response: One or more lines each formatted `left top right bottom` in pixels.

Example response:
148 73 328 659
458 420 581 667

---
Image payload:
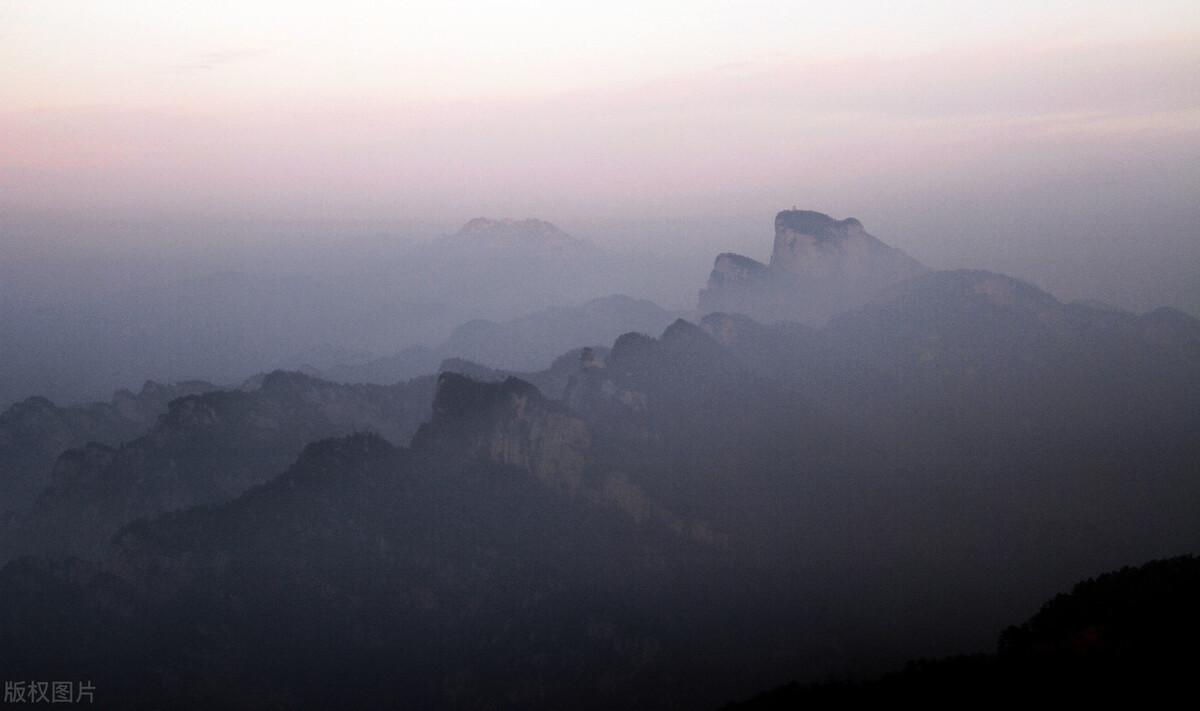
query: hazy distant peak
700 208 927 325
453 217 580 245
770 209 921 275
2 395 59 419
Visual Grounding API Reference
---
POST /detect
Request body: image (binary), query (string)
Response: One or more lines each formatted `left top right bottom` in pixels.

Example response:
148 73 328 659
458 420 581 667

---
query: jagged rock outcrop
704 253 771 294
414 373 591 494
769 211 922 277
699 209 927 325
412 370 722 542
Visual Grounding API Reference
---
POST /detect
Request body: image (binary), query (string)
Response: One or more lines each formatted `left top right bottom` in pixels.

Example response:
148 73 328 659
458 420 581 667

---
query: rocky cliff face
770 210 924 279
415 372 591 494
705 253 771 291
699 209 927 325
415 370 722 541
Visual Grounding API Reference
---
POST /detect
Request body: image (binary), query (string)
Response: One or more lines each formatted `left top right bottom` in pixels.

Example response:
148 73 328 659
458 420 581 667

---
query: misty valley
1 210 1198 708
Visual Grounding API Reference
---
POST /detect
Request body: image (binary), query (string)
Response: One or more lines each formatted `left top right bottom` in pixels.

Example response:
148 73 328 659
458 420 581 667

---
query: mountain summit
451 217 585 249
699 209 927 324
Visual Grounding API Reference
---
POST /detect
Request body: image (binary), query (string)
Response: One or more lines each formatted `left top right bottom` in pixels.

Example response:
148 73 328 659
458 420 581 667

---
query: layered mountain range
0 379 217 517
2 209 1199 708
0 218 683 406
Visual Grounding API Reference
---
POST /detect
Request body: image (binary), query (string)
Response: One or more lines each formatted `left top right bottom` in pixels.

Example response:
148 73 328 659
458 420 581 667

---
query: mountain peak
661 318 709 344
700 207 927 325
429 372 546 425
770 209 914 274
454 217 579 245
415 373 590 492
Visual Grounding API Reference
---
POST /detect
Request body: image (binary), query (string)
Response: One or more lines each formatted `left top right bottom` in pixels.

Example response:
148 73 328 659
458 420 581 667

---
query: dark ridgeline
0 380 218 517
0 209 1198 708
0 371 439 565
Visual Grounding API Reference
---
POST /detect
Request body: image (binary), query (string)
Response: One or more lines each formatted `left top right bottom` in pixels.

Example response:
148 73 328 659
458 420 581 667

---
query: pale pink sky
2 1 1198 271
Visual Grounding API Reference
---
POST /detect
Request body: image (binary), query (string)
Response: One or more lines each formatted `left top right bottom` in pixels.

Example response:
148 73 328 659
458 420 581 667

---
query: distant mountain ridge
2 209 1199 709
0 217 687 407
0 371 438 563
317 294 678 383
0 379 217 517
368 217 679 327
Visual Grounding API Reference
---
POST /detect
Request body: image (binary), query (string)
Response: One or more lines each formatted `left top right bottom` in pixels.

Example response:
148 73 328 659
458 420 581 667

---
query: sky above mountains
2 2 1198 313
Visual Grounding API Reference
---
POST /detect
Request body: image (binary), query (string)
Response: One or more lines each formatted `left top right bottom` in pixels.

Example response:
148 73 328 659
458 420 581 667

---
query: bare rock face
770 211 922 279
705 253 771 291
699 209 927 325
416 373 591 494
421 371 720 540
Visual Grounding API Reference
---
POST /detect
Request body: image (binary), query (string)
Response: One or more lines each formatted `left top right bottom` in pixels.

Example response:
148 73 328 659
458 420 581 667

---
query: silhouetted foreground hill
722 555 1200 706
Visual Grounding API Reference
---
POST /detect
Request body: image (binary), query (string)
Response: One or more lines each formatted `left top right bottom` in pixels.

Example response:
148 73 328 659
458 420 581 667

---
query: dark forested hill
722 555 1200 707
